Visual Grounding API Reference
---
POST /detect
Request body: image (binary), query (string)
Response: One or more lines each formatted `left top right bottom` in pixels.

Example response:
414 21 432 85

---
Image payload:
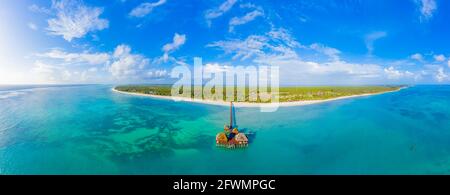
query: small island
113 85 406 107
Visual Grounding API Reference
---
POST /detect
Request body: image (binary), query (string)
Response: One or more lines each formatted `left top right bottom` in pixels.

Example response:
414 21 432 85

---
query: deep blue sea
0 85 449 174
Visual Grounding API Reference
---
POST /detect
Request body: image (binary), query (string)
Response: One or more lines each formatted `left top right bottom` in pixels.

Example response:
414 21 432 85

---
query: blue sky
0 0 449 85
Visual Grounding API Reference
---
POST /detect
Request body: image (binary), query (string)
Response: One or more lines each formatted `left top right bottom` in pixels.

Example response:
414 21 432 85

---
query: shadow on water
230 104 256 143
231 102 257 144
239 128 257 144
231 102 237 128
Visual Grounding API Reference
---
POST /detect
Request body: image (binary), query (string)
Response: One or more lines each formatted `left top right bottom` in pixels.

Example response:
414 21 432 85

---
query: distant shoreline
112 86 407 108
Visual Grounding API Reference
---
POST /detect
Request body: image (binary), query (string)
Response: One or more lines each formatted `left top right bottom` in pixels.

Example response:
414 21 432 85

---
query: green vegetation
277 86 403 102
115 85 405 103
115 85 173 96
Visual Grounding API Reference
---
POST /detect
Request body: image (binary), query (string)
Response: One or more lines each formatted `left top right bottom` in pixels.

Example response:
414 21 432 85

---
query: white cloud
31 61 99 83
62 70 72 81
161 33 186 62
60 69 94 82
65 70 91 82
33 61 59 74
88 67 98 72
147 69 169 78
109 44 150 78
364 31 387 55
263 56 383 77
448 60 450 68
229 9 264 32
239 3 258 9
208 28 422 84
28 4 51 14
309 43 341 61
33 44 153 82
411 53 424 61
435 67 448 82
416 0 437 22
321 61 382 78
208 35 268 60
203 63 233 74
32 61 59 82
299 16 308 23
255 54 388 85
211 31 368 81
47 0 109 42
208 28 300 61
34 48 111 83
434 54 446 62
205 0 237 26
28 22 38 31
80 71 90 81
129 0 167 18
37 49 110 65
267 28 301 48
384 66 415 79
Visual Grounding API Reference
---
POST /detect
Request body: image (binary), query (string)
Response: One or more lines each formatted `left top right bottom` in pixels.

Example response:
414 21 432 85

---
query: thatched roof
216 133 228 143
234 133 248 142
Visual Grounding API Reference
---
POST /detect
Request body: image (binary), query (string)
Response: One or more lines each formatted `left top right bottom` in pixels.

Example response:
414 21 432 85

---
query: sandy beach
112 87 406 108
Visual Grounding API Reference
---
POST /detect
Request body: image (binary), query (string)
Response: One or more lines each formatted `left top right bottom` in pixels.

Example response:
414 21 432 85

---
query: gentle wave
0 91 26 99
0 84 95 92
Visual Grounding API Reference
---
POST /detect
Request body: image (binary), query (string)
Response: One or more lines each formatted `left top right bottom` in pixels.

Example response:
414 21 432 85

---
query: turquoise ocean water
0 85 450 174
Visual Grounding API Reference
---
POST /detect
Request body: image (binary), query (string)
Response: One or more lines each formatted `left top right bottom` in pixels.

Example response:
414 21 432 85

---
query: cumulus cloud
384 66 415 79
60 69 94 82
31 61 97 83
205 0 237 26
47 0 109 42
208 35 269 60
365 31 387 55
229 9 264 32
416 0 437 22
434 54 446 62
258 55 383 78
254 54 391 85
129 0 167 18
411 53 424 61
161 33 186 62
34 44 154 82
435 67 448 82
109 44 150 78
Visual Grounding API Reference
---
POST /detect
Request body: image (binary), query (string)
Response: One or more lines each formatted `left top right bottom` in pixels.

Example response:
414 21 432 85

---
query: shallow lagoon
1 85 450 174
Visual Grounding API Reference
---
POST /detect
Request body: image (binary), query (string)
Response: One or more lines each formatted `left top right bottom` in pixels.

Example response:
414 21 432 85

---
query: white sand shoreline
112 86 407 108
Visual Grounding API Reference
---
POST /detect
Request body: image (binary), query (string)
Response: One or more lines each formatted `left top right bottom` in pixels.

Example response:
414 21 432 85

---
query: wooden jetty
216 102 249 148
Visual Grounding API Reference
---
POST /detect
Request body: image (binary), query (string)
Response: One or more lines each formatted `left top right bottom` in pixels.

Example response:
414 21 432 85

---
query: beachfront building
216 102 249 148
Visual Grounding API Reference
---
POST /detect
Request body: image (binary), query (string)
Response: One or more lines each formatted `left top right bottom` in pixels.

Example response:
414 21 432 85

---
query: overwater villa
216 102 249 148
